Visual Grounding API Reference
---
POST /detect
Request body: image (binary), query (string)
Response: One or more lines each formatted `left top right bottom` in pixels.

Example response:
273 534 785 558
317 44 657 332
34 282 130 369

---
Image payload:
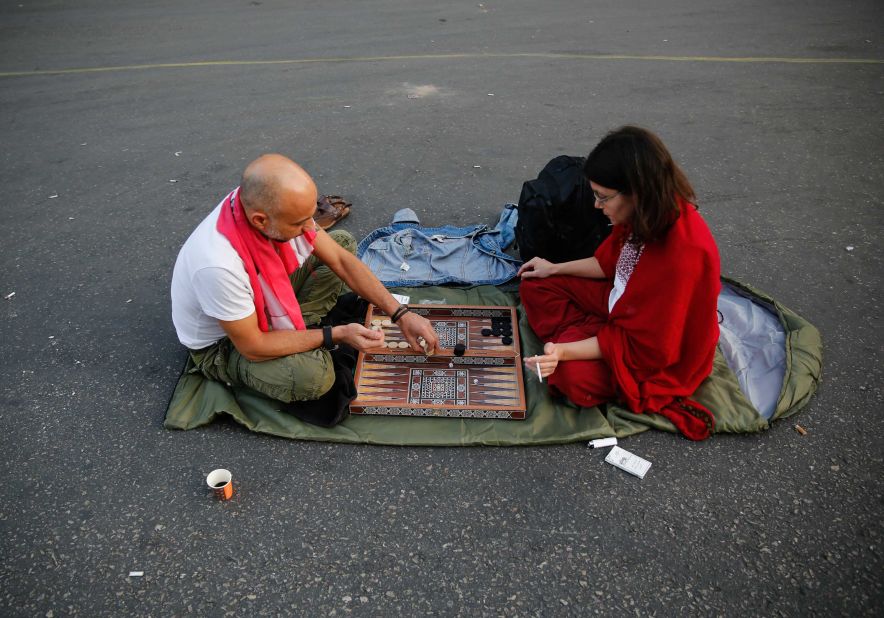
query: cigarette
535 358 543 382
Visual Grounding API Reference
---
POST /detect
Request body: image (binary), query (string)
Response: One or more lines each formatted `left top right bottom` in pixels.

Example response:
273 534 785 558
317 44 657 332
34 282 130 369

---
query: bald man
171 154 439 404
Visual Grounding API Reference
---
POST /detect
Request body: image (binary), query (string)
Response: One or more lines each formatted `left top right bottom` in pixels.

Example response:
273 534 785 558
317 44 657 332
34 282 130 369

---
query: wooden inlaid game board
350 305 527 420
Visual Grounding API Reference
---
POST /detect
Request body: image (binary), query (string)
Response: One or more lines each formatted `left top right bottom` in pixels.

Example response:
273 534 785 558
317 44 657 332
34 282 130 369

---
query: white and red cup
206 469 233 500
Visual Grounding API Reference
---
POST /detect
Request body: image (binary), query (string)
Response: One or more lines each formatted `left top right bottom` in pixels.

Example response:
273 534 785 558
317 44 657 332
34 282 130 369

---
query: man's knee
227 348 335 403
327 230 356 255
285 350 336 401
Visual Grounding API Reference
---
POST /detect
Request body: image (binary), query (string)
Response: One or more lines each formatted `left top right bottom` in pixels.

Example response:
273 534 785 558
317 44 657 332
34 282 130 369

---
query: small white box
604 446 652 479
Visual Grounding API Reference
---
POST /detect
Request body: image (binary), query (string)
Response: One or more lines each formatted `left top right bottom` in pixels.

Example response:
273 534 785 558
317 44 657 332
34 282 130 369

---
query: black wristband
390 304 410 323
322 325 338 351
389 304 405 321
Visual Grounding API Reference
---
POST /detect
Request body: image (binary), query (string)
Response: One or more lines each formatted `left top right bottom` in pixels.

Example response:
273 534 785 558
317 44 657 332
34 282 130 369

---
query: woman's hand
524 342 562 378
517 257 558 279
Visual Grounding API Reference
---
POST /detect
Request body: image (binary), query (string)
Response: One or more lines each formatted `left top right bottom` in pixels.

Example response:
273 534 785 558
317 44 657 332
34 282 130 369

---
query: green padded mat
164 280 822 445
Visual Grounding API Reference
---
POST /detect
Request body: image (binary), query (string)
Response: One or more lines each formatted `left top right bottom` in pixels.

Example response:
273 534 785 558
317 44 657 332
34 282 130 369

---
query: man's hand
518 257 558 279
397 311 440 355
333 323 385 352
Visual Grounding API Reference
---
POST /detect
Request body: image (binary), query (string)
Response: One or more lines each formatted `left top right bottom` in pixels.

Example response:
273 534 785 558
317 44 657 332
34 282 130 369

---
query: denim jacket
357 205 521 287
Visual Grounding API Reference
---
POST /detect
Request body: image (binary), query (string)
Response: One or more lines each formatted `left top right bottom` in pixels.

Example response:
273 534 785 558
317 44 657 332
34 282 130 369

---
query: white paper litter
605 446 651 479
128 571 144 577
588 437 618 449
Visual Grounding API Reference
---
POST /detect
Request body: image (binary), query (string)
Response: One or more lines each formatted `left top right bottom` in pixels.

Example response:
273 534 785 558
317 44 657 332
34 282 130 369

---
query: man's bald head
239 154 319 241
240 154 317 216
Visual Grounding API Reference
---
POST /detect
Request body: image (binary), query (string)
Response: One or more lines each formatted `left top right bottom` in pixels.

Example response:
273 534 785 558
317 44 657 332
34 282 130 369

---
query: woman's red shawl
595 199 721 440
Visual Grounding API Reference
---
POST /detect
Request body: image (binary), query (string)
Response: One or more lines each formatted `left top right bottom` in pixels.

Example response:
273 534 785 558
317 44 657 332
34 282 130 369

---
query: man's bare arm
313 230 440 353
219 311 324 361
220 311 384 362
312 230 401 315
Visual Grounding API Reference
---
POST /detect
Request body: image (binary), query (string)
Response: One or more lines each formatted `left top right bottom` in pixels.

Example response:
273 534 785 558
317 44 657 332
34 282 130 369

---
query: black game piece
481 328 492 336
454 343 466 357
501 336 513 345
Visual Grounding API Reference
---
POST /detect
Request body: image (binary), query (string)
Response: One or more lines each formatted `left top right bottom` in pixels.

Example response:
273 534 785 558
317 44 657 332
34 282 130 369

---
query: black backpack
515 155 611 263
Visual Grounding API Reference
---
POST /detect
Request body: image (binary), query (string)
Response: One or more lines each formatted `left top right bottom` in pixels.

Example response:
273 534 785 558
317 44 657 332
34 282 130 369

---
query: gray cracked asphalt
1 1 882 616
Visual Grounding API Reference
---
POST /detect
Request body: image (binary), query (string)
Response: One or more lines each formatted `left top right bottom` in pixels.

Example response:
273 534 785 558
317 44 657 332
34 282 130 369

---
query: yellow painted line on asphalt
0 52 881 78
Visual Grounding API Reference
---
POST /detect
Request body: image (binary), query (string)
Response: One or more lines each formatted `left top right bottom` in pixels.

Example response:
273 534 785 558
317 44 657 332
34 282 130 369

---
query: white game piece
371 318 382 326
381 319 392 327
387 341 397 348
397 341 409 349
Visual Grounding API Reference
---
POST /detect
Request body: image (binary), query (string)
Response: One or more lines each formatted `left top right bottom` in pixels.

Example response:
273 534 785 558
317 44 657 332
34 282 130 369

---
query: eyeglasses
592 190 620 205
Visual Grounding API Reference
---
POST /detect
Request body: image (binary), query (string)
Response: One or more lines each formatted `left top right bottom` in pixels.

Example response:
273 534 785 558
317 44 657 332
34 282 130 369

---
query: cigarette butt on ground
128 571 144 577
794 424 807 436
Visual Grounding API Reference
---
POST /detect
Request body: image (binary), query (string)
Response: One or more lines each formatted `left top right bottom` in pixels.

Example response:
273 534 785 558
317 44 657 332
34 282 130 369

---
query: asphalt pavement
1 1 882 615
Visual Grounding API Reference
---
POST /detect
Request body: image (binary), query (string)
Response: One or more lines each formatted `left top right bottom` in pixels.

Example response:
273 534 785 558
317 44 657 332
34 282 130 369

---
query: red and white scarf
216 188 316 332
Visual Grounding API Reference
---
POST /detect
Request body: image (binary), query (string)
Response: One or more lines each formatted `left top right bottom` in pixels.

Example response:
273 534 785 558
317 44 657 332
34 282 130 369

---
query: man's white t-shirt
171 195 314 349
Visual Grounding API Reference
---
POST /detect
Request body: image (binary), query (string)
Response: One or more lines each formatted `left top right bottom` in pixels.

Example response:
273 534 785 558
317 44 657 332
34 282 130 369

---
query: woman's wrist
550 342 566 361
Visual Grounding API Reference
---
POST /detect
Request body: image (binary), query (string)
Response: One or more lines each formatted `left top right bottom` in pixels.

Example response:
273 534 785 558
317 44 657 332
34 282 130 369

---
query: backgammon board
350 304 527 420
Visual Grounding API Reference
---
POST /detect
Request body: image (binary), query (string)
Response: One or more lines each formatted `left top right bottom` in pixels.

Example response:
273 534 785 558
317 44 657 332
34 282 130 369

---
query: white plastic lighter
588 437 618 449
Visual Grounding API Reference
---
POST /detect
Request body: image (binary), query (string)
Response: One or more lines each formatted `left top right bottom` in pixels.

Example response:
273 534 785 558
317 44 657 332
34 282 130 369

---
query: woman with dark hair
518 126 721 440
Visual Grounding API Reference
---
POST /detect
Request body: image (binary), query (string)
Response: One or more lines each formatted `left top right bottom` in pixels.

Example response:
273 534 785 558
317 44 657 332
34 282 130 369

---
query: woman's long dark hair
584 126 695 244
